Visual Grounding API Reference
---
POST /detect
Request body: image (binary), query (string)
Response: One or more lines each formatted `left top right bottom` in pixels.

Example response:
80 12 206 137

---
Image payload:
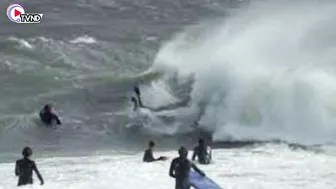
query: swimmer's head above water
22 147 33 158
149 140 155 148
43 104 52 112
198 138 205 145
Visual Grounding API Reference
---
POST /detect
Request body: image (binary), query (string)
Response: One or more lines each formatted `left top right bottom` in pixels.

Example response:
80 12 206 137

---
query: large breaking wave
139 0 336 145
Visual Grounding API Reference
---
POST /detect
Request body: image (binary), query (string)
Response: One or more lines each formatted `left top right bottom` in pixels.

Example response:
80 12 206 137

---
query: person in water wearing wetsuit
169 146 206 189
15 147 44 186
143 140 167 162
192 138 212 164
133 86 144 108
39 104 61 126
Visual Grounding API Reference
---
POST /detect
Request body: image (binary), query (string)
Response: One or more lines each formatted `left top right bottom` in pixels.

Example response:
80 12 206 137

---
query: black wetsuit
39 110 61 125
15 158 44 186
169 157 205 189
133 86 143 108
192 145 211 164
143 148 162 162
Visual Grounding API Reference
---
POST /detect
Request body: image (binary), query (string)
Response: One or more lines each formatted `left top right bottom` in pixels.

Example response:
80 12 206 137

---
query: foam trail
149 0 336 144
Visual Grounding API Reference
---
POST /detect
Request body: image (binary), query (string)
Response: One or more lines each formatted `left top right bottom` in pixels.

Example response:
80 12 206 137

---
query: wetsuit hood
22 147 32 158
178 146 188 158
43 104 52 111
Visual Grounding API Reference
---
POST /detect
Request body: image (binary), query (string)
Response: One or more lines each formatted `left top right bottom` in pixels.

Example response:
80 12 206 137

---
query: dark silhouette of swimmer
15 147 44 186
39 104 61 126
143 140 167 162
192 138 212 164
169 146 205 189
134 86 144 108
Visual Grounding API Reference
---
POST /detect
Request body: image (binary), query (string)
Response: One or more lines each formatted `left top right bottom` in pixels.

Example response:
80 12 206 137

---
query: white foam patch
7 37 34 49
70 36 97 44
0 146 335 189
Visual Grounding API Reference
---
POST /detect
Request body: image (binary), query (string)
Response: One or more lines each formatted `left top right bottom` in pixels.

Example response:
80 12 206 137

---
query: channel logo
7 4 43 24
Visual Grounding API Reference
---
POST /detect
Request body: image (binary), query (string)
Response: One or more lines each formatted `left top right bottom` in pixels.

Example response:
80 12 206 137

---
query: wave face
146 0 336 145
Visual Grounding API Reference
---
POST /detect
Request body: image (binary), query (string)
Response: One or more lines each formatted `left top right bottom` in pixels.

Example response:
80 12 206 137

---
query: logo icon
7 4 43 24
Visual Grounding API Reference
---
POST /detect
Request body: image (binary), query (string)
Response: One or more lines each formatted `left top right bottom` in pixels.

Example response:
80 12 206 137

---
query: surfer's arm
14 161 19 176
32 162 44 185
191 162 206 177
51 110 62 125
51 113 61 125
169 159 176 178
55 116 61 125
50 108 61 125
192 147 197 161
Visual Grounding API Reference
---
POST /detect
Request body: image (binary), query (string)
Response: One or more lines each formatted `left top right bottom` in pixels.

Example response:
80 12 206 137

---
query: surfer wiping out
130 85 208 132
131 85 191 112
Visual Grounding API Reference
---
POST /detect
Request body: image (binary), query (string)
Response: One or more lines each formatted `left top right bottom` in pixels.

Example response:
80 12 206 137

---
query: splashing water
147 0 336 145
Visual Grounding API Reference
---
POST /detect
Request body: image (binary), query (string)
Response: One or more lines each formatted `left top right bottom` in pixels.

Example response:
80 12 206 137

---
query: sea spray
148 0 336 144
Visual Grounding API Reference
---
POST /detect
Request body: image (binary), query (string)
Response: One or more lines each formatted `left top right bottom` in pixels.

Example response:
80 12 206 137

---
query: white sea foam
70 36 97 44
0 146 335 189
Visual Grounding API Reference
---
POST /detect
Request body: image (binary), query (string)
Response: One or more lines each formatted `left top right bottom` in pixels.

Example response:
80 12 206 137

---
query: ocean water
1 0 336 188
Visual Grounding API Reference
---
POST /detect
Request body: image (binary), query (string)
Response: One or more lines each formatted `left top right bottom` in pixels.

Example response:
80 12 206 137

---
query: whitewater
146 1 336 145
1 0 336 188
1 146 335 189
